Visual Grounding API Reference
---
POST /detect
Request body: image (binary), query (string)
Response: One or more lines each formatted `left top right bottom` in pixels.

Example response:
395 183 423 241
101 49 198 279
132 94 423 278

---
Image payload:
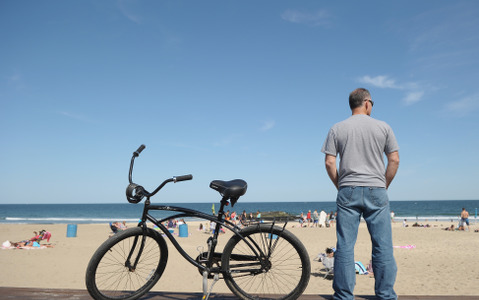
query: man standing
460 208 470 231
321 88 400 300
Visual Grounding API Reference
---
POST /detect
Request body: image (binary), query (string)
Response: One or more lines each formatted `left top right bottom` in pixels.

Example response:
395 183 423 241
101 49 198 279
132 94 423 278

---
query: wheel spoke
86 228 168 300
222 224 310 300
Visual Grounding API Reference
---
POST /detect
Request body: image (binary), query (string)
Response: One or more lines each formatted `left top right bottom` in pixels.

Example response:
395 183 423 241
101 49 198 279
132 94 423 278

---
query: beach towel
355 261 368 275
2 241 48 250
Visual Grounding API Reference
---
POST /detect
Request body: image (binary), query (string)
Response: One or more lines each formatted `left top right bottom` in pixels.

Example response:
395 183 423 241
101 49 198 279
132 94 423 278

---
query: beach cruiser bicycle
85 145 311 300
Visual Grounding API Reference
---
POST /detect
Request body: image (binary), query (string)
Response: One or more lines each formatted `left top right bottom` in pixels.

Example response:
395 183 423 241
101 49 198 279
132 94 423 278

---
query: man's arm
385 151 400 189
325 154 339 190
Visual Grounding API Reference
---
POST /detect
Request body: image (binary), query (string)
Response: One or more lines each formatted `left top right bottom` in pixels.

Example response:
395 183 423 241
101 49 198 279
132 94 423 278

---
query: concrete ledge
0 287 478 300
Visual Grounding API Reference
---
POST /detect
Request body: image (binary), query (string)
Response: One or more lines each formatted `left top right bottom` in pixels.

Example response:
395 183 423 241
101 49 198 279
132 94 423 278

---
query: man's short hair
349 88 371 109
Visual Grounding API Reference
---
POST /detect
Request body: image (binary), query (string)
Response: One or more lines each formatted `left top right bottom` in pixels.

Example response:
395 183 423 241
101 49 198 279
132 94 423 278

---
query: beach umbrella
212 203 215 215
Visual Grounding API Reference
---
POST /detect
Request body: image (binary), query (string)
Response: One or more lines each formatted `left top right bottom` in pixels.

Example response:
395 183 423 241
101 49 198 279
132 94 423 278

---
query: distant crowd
297 210 336 228
223 210 263 227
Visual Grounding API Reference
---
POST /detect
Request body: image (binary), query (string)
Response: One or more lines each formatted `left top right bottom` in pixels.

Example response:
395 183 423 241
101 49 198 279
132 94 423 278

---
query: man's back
322 114 399 187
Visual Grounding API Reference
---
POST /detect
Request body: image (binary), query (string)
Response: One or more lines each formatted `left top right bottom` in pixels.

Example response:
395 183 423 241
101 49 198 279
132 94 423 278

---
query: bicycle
85 145 311 300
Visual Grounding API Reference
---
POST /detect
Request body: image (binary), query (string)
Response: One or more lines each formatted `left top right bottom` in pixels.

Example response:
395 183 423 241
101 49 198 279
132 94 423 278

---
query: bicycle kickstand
202 271 219 300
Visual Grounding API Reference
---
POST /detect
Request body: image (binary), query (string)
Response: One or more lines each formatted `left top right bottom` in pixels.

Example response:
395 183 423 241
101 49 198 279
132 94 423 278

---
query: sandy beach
1 220 478 296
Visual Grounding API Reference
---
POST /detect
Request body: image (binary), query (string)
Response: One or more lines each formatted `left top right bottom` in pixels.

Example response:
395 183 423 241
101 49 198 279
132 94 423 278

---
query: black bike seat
209 179 247 200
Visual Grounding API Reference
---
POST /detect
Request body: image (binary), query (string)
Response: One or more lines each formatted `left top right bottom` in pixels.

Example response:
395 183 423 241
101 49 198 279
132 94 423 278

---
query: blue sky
1 1 478 204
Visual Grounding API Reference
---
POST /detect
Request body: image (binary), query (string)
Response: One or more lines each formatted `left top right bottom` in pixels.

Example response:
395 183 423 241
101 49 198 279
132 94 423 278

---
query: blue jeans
333 186 397 300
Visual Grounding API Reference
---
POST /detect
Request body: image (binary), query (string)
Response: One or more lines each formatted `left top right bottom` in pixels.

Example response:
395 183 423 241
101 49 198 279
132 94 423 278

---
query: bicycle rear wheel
222 224 311 300
85 227 168 300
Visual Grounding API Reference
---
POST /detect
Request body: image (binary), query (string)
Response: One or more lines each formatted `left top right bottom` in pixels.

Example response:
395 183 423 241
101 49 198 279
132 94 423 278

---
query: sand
1 220 478 296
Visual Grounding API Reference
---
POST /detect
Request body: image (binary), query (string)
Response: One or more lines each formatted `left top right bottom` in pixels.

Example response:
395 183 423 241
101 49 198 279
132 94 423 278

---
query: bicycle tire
85 227 168 300
222 224 311 300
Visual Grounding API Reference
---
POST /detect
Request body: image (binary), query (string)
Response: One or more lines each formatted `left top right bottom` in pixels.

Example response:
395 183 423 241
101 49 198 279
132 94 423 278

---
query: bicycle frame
125 144 287 278
129 195 282 277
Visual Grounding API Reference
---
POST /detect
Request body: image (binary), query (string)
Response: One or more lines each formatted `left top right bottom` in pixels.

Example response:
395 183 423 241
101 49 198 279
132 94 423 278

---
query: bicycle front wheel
85 227 168 300
222 224 311 300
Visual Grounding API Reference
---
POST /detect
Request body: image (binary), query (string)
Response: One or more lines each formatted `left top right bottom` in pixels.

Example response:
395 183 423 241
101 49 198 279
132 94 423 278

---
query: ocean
1 200 478 224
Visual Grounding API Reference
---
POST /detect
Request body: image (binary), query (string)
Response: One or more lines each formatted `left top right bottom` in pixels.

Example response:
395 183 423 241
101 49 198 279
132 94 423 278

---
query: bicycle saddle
210 179 247 206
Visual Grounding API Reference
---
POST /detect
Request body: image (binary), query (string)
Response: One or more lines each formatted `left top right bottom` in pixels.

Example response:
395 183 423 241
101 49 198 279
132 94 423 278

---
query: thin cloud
444 93 479 116
162 141 207 152
281 9 330 27
7 73 21 85
406 3 479 54
213 134 243 147
403 91 424 105
358 75 425 105
117 0 142 24
58 111 94 123
6 71 26 90
358 75 399 89
260 120 275 132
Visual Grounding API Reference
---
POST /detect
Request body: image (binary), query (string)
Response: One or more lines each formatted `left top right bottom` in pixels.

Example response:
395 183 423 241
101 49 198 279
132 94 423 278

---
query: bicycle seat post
214 196 229 231
205 196 229 269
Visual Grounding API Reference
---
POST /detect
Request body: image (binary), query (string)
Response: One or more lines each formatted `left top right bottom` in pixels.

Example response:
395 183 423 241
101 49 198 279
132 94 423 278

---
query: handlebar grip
174 174 193 182
134 144 146 157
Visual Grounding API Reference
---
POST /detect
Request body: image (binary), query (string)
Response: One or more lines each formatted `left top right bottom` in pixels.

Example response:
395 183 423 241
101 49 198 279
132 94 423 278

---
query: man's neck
351 110 368 116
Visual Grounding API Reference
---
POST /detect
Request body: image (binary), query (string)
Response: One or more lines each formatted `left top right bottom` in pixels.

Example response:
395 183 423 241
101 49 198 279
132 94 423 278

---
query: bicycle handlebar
134 144 146 157
174 174 193 182
126 144 193 203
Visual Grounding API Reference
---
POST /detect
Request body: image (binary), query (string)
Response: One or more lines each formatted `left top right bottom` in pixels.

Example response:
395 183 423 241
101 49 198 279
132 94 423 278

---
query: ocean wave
4 217 141 223
394 216 466 221
2 216 205 224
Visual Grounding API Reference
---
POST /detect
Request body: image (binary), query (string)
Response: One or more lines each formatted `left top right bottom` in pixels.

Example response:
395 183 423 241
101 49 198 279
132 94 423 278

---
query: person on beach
30 230 51 243
322 88 400 300
240 210 247 226
329 211 336 227
7 230 53 248
444 224 455 231
119 221 127 230
313 210 319 227
256 210 261 223
460 208 470 231
319 210 327 228
307 210 312 227
299 212 305 227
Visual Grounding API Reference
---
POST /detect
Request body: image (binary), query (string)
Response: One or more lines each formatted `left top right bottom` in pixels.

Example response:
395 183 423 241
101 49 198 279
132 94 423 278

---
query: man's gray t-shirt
321 114 399 188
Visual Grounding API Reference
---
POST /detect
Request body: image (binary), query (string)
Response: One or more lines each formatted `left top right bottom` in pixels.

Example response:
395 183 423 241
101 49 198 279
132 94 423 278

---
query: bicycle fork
125 225 148 272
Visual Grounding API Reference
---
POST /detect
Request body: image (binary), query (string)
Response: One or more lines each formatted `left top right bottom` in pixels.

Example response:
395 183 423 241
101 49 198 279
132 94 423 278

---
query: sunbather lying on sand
2 230 53 249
